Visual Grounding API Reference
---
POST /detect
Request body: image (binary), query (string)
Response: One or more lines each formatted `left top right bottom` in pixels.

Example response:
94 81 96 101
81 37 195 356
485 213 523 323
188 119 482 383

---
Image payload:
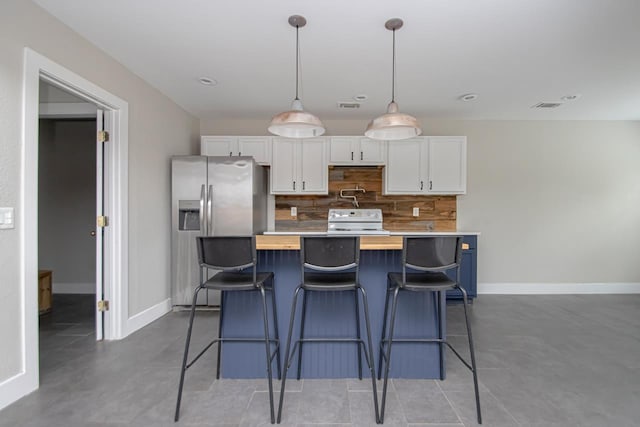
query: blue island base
217 250 445 380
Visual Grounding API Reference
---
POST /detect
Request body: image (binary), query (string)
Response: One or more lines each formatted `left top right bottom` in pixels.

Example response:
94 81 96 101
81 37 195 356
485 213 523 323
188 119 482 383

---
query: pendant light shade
365 18 421 141
269 15 325 138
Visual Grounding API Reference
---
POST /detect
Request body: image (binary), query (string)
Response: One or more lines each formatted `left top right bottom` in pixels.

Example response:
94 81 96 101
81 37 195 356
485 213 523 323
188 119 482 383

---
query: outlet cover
412 207 419 217
0 207 15 229
290 207 297 217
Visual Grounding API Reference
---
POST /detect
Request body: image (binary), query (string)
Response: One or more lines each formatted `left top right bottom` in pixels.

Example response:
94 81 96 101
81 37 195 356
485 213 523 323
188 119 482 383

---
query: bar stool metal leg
216 289 224 380
269 281 282 379
436 291 445 378
460 286 482 424
296 290 308 380
358 286 381 424
277 286 303 424
355 289 363 380
175 286 203 422
378 284 392 380
379 286 400 424
259 286 276 424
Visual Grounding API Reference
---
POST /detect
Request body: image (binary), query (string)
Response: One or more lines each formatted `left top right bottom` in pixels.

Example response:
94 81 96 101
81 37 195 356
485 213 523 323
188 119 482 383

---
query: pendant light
365 18 422 141
268 15 325 138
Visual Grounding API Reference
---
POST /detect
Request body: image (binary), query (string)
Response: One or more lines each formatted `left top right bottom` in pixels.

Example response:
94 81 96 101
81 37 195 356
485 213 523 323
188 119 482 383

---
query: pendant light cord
391 28 396 103
295 24 300 101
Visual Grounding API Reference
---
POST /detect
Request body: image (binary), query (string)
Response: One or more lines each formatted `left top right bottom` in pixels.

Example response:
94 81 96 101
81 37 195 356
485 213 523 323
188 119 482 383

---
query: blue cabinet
446 235 477 301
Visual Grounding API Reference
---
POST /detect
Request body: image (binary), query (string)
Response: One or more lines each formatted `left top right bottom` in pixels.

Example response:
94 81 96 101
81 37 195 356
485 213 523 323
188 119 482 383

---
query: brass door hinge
97 300 110 312
98 130 110 142
97 216 108 227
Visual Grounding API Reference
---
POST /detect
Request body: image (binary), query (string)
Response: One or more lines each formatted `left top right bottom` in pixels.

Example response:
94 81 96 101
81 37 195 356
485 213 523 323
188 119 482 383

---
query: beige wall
0 0 199 383
201 118 640 284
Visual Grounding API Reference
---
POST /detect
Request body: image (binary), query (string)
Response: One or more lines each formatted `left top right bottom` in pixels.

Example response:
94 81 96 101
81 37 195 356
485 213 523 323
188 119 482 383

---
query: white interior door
95 109 105 340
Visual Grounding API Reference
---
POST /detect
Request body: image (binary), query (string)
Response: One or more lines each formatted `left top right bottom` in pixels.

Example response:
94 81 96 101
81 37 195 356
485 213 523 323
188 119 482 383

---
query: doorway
37 83 99 373
19 48 130 398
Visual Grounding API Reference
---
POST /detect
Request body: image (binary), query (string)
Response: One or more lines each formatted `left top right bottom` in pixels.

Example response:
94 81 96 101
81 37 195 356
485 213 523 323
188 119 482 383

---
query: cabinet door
329 137 357 164
201 136 235 157
238 137 271 165
270 138 298 193
427 136 467 194
300 138 328 193
384 138 424 194
359 138 385 164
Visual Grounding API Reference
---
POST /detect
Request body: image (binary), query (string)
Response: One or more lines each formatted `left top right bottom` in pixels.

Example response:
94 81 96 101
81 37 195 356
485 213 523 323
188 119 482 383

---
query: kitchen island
217 232 478 379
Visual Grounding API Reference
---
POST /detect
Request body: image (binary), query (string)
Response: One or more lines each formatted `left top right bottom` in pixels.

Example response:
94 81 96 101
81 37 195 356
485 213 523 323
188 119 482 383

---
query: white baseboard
52 282 95 294
0 370 38 412
125 298 171 336
478 282 640 295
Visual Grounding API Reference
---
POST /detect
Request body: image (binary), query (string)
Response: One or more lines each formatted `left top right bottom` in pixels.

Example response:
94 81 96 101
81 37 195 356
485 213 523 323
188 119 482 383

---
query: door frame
21 48 129 392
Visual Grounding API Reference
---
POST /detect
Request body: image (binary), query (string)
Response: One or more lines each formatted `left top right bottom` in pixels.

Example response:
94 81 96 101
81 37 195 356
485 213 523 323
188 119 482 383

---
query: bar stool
175 236 281 424
378 236 482 424
277 236 380 424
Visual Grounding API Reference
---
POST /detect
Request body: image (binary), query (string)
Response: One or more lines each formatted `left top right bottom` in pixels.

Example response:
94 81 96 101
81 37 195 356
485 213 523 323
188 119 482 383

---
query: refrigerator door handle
207 184 214 235
199 184 206 234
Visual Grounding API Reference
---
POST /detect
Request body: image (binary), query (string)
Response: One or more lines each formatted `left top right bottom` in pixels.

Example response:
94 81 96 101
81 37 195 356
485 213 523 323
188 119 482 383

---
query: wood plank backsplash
275 167 456 231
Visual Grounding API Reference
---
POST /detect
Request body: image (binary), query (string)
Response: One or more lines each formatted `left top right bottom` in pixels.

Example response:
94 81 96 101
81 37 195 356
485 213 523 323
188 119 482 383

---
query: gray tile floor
1 294 639 426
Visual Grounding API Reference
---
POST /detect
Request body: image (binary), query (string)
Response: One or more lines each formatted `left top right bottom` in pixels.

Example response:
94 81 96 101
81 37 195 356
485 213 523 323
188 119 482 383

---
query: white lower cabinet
201 136 271 165
270 138 328 194
384 136 467 194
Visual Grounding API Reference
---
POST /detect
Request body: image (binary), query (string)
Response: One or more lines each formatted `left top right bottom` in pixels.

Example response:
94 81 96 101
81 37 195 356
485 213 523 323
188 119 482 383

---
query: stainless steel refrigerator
171 156 268 307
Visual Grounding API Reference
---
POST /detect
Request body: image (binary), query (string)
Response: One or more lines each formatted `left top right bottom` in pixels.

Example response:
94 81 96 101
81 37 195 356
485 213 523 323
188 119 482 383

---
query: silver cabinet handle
238 152 241 156
293 181 296 191
420 181 424 190
360 152 363 161
430 181 433 190
199 184 206 233
207 185 213 235
351 151 354 161
229 151 233 157
302 181 306 190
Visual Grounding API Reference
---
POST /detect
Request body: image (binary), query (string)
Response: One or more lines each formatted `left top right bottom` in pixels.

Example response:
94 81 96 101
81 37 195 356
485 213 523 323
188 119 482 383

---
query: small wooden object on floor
38 270 52 314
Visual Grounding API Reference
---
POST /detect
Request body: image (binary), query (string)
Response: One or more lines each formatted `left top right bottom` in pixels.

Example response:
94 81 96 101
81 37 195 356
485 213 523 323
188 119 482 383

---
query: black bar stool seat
387 272 456 291
204 271 274 290
301 272 357 290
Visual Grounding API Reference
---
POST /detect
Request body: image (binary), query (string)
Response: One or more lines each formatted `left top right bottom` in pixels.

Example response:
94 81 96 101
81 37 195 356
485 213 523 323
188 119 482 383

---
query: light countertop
257 232 480 250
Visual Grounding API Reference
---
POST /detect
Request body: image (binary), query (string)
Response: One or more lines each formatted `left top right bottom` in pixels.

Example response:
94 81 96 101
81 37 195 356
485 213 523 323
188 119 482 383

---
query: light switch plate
412 207 419 217
290 207 297 217
0 207 15 229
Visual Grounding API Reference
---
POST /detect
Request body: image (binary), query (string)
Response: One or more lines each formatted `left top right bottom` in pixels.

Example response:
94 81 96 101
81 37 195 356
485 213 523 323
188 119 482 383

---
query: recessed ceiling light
353 94 368 101
561 94 581 101
198 77 217 86
459 93 478 102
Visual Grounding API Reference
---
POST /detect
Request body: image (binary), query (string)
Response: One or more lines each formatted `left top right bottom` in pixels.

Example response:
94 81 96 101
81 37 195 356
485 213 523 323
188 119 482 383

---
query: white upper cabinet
270 138 328 194
428 136 467 194
384 136 467 195
384 138 424 193
329 137 385 165
201 136 271 165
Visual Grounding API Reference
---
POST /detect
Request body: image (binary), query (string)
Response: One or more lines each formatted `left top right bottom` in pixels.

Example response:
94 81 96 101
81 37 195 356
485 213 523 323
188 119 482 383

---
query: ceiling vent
338 102 361 109
532 102 563 109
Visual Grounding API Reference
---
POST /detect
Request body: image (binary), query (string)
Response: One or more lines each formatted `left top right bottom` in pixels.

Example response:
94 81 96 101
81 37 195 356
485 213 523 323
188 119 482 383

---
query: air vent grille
532 102 563 109
338 102 361 109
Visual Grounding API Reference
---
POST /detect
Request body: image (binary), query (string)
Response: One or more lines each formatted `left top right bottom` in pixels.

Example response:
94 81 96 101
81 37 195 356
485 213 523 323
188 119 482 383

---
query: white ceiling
34 0 640 121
